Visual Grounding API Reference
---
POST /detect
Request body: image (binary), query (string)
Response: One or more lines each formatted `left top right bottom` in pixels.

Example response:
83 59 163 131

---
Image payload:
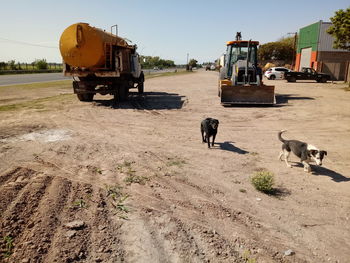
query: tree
0 62 6 70
8 60 17 70
140 56 175 69
258 36 295 62
327 8 350 51
188 59 198 68
34 59 48 70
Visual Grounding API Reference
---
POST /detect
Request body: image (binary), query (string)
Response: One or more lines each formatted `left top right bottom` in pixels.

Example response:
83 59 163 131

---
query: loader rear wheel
320 77 327 83
287 77 296 82
269 75 276 80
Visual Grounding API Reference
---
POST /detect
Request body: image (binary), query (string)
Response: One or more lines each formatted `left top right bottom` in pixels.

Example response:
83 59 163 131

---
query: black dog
201 118 219 148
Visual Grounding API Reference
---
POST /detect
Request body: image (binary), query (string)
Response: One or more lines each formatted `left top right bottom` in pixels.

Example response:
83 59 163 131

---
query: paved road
0 68 179 86
0 73 70 86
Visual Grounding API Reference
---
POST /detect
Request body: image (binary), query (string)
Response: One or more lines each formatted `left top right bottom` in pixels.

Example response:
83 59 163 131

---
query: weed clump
124 175 149 185
2 235 14 258
251 170 275 194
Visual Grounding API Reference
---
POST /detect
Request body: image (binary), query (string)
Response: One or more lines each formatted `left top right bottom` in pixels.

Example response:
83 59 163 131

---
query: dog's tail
278 130 287 143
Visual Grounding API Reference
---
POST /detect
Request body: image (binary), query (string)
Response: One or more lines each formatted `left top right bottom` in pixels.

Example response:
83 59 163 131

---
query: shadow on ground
93 91 186 110
221 94 314 108
213 141 249 154
276 94 315 104
312 166 350 182
270 187 292 198
292 162 349 182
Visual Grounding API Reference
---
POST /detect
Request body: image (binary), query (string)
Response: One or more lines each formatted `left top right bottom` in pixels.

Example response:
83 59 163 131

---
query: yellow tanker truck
59 22 144 102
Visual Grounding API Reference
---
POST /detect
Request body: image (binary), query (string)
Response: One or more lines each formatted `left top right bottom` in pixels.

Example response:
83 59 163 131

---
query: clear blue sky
0 0 349 64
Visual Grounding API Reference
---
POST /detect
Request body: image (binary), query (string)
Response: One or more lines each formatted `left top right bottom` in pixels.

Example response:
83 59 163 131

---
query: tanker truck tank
59 22 144 102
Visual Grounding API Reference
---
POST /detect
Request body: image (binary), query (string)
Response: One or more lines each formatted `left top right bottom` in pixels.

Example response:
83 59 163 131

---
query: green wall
297 21 320 54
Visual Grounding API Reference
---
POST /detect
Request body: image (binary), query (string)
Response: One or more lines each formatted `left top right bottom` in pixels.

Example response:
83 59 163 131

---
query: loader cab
225 40 259 80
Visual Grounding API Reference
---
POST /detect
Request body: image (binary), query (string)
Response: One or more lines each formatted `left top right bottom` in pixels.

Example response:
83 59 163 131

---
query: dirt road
0 70 349 262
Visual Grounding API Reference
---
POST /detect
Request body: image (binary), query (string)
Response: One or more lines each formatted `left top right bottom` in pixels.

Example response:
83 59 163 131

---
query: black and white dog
201 118 219 148
278 130 327 172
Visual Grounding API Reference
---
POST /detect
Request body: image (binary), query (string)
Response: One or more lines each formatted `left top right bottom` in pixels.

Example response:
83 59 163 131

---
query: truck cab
285 67 330 83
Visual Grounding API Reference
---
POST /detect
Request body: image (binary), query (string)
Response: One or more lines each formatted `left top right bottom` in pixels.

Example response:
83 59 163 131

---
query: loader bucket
220 84 275 105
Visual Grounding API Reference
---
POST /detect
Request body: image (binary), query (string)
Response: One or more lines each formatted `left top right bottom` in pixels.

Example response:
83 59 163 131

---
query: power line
0 37 58 49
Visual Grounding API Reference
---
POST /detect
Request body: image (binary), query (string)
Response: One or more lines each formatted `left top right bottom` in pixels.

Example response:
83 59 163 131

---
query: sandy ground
0 70 349 263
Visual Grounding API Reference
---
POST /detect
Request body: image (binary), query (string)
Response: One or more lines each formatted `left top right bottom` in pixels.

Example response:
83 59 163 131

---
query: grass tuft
72 199 87 209
2 235 14 258
124 174 149 185
166 157 186 167
105 184 130 219
0 94 74 112
251 170 275 194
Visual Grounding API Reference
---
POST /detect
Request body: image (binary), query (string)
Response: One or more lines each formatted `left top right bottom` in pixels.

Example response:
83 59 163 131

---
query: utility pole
186 53 189 71
288 32 297 70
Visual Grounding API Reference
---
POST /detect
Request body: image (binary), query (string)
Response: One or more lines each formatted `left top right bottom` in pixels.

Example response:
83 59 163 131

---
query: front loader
218 33 275 105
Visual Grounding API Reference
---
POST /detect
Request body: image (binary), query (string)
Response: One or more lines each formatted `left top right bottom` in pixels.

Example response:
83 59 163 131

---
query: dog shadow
213 141 249 154
312 166 350 182
293 163 349 182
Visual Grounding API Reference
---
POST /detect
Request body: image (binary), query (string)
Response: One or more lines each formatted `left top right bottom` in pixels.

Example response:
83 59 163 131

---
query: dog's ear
310 150 318 156
322 150 327 156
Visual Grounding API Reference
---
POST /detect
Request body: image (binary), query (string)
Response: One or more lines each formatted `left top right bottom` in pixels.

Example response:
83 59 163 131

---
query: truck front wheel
137 72 145 94
138 82 144 94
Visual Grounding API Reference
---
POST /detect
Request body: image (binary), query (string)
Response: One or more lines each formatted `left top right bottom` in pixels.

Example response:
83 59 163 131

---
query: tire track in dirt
127 170 294 262
44 183 94 262
7 177 72 262
88 188 126 262
43 182 127 262
0 163 128 262
0 172 53 262
0 167 38 214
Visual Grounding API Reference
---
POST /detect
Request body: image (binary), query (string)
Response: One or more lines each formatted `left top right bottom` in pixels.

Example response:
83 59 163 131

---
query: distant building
295 20 350 81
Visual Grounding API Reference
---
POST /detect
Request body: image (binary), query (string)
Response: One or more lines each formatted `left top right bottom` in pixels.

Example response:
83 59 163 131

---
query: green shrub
251 170 275 193
34 59 48 70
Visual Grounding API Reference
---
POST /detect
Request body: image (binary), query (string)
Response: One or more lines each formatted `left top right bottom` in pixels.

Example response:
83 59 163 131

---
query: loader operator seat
237 55 246 61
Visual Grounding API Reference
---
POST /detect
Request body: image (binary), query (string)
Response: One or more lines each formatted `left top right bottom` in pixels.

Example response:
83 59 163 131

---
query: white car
264 67 291 80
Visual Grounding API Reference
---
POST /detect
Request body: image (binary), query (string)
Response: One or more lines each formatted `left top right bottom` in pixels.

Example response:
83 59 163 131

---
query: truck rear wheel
77 93 94 102
114 85 129 102
320 77 327 83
